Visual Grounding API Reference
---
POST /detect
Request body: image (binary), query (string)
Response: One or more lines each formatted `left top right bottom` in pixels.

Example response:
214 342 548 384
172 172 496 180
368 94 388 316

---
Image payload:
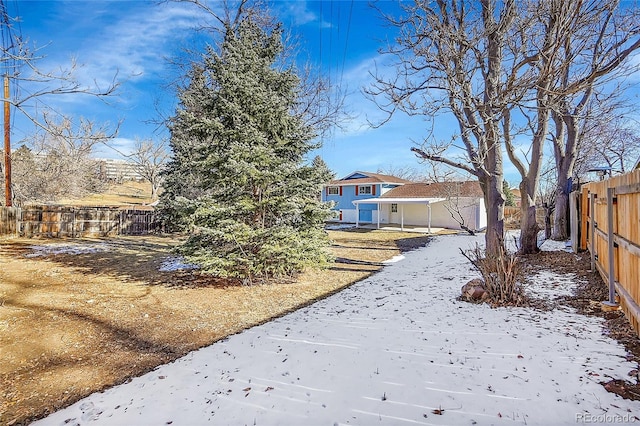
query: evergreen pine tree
503 180 516 207
160 17 334 282
311 155 336 185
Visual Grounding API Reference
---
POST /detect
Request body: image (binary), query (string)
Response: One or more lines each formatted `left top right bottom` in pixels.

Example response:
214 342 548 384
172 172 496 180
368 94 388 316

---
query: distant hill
59 181 157 207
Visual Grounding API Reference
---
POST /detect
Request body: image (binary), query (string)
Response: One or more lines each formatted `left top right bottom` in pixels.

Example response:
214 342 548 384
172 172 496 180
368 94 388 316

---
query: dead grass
0 228 433 425
58 181 155 206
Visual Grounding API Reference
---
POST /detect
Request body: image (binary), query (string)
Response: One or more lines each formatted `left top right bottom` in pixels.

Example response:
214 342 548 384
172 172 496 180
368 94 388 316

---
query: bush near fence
577 169 640 337
0 205 161 238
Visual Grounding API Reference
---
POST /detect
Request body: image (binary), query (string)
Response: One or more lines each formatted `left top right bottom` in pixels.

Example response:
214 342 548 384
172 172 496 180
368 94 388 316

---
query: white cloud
77 4 210 85
278 0 332 28
94 137 137 159
278 1 317 26
29 2 213 112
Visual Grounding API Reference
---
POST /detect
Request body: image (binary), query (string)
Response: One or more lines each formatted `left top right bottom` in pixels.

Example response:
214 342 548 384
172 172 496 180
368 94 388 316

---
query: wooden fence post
570 192 579 253
604 187 618 308
590 193 595 273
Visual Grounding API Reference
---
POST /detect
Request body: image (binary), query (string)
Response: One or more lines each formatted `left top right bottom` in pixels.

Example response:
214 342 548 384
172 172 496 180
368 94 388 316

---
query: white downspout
377 202 380 229
355 203 360 228
427 202 432 234
401 204 404 231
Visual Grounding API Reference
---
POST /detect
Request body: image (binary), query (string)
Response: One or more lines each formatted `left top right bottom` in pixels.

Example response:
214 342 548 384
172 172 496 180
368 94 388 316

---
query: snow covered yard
34 233 640 425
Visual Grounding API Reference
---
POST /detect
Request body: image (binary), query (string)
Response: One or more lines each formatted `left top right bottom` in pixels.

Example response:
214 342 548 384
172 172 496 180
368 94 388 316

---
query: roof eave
352 197 446 205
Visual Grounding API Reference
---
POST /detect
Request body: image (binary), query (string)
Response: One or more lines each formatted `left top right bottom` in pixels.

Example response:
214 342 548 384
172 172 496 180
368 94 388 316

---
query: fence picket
579 169 640 336
0 205 160 238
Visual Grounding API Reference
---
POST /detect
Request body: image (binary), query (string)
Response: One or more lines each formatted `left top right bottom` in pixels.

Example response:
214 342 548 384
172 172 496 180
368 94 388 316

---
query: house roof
327 171 411 186
380 181 484 199
353 197 446 205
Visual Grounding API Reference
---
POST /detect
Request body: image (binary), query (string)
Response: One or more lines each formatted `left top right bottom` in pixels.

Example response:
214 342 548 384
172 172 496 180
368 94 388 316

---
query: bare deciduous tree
1 23 119 133
501 0 566 254
545 1 640 240
3 115 110 204
536 158 558 240
376 165 427 182
574 110 640 179
1 4 120 204
370 0 640 255
440 181 479 236
127 138 170 200
368 0 519 256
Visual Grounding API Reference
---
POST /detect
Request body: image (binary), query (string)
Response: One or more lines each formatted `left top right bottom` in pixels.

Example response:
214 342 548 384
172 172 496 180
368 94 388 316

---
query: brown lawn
0 228 439 425
58 181 156 206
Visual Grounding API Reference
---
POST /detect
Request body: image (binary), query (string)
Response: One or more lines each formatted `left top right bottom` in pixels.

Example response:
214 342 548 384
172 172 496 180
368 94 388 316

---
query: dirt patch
520 249 640 401
0 229 432 425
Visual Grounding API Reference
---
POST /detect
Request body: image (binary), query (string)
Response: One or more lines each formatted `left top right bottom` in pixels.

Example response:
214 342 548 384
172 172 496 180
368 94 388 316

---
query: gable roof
380 181 483 199
327 171 411 186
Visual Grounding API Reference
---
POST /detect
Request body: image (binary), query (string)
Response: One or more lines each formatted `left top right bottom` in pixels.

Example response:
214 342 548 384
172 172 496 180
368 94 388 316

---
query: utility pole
3 73 10 206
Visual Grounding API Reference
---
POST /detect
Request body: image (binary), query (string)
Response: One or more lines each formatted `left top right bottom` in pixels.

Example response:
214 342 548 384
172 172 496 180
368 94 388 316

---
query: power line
1 0 23 130
329 0 334 87
319 0 323 74
340 0 354 89
0 0 20 77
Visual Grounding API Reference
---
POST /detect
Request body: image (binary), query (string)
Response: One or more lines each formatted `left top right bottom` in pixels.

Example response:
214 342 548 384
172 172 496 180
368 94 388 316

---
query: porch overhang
352 197 446 232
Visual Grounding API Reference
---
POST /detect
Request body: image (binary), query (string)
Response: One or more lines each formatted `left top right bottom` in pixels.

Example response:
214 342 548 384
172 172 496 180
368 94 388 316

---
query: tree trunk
151 183 158 200
552 189 570 240
480 174 505 257
543 203 553 239
519 180 540 253
552 150 574 241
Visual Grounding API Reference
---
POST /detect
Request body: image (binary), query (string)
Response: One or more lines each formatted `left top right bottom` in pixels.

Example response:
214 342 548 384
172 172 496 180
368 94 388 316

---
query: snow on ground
158 256 199 272
325 224 357 230
540 238 573 252
24 243 110 258
526 236 578 300
34 233 639 426
525 269 577 300
382 254 405 263
23 242 199 273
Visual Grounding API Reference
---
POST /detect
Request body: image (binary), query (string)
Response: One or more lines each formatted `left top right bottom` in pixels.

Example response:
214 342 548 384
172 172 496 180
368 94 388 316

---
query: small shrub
461 243 524 306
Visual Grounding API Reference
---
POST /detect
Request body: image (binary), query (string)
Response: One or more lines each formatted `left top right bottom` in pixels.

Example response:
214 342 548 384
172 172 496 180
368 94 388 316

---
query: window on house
391 203 398 213
327 186 339 195
359 185 372 195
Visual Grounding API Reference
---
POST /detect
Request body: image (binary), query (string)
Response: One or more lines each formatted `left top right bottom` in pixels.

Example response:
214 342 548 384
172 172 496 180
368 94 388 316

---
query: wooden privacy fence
504 206 546 228
0 205 161 237
577 169 640 336
0 207 20 235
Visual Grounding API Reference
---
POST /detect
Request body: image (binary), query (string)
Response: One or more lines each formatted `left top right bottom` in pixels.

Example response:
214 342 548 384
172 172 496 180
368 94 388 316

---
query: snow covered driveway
36 234 639 425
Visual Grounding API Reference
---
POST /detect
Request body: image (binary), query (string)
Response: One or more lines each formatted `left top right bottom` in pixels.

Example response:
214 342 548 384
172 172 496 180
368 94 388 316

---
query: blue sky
8 1 638 184
7 0 449 181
